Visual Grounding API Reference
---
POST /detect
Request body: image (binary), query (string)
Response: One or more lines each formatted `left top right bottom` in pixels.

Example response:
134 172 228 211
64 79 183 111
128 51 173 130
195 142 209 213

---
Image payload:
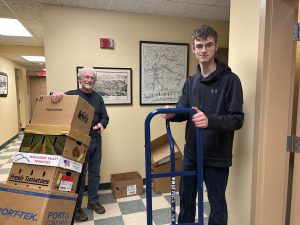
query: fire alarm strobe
100 38 114 49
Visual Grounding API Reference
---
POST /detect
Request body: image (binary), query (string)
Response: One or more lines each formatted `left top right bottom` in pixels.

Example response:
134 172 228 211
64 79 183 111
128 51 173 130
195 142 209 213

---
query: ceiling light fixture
21 56 45 62
0 18 32 37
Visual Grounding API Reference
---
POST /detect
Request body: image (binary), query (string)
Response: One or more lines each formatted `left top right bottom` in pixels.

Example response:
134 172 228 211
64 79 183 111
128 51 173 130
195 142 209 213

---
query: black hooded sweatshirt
171 59 244 167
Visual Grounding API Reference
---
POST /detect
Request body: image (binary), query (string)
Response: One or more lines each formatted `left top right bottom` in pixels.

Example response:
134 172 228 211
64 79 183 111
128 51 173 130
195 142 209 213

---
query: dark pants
178 155 229 225
76 133 102 208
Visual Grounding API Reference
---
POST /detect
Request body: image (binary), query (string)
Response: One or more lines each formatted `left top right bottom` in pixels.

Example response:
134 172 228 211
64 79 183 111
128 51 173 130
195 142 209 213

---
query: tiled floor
0 133 209 225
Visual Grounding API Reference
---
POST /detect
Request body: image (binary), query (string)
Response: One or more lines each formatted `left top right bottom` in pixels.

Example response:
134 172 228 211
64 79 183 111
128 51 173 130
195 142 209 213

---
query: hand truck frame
145 108 203 225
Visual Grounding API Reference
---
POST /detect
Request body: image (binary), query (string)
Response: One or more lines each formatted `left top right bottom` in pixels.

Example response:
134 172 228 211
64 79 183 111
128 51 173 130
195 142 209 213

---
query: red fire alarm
100 38 114 49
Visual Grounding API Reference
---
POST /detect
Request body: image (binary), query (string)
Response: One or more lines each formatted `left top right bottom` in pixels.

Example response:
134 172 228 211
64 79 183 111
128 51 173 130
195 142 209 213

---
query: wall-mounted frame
0 72 8 97
76 67 132 105
140 41 189 105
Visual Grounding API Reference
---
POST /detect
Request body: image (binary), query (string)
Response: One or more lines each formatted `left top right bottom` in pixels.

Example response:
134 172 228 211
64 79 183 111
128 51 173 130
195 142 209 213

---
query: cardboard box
7 163 80 192
20 133 88 163
151 134 182 166
30 95 95 135
0 183 77 225
111 171 143 199
152 158 182 193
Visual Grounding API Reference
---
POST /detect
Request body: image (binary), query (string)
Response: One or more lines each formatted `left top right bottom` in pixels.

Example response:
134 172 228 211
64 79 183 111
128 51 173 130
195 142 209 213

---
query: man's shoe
87 202 105 214
74 208 88 222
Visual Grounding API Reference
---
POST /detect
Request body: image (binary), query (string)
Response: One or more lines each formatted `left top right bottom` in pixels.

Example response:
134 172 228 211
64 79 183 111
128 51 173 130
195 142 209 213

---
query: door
15 69 21 130
289 4 300 224
29 76 47 119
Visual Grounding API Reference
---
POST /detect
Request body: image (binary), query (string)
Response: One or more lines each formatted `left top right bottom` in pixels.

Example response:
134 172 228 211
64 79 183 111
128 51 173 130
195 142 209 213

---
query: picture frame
0 72 8 97
140 41 189 105
76 67 132 105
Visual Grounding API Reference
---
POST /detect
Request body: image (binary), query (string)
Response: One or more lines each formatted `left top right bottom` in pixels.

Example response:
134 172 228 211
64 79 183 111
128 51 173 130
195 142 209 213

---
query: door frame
251 0 298 225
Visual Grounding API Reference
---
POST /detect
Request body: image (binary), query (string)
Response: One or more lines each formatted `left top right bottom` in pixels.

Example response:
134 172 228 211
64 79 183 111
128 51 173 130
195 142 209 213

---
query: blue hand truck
145 108 203 225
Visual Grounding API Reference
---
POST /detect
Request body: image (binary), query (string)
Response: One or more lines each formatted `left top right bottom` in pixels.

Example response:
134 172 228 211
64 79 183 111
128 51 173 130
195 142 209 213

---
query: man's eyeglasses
195 42 215 50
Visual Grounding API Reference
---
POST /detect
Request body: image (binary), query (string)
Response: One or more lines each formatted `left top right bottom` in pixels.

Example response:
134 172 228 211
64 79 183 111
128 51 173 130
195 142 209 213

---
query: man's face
79 70 96 90
192 36 218 64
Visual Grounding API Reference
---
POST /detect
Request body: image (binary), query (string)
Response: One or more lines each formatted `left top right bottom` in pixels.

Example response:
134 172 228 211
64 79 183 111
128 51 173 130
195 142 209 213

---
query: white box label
59 180 73 192
127 184 137 196
13 152 82 173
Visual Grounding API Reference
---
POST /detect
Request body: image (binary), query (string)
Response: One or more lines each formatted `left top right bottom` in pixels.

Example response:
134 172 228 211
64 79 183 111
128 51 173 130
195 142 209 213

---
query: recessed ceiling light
21 56 45 62
0 18 32 37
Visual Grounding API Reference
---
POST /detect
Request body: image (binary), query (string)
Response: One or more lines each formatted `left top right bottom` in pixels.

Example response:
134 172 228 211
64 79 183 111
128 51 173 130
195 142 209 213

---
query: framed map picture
140 41 189 105
0 72 8 97
76 67 132 105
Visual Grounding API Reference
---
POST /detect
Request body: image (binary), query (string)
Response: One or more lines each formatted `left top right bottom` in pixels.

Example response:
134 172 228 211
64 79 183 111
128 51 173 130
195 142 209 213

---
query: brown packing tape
25 124 91 146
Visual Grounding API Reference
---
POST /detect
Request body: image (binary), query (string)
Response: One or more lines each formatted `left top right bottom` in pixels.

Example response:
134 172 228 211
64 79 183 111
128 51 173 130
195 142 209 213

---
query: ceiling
0 0 230 74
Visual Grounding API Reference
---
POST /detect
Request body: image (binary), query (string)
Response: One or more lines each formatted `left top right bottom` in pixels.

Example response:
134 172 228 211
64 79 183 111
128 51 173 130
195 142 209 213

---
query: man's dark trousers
76 133 102 208
178 155 229 225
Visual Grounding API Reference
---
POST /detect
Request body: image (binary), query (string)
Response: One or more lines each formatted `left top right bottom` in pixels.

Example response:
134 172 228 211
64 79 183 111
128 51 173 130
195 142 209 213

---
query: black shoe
87 202 105 214
74 208 88 222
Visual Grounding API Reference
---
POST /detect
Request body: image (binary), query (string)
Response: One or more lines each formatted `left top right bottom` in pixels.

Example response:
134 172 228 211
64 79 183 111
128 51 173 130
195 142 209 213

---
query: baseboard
0 133 19 150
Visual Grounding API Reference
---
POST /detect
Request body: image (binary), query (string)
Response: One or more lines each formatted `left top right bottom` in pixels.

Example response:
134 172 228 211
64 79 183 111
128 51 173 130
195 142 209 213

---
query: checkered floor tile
0 133 209 225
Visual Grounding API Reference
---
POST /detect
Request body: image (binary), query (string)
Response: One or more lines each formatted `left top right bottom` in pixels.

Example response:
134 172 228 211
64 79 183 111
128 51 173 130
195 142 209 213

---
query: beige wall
227 0 260 224
44 5 229 183
0 56 28 145
0 45 44 56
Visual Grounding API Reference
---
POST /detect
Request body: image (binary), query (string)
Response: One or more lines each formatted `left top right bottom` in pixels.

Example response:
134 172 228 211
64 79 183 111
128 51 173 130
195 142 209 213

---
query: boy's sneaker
87 202 105 214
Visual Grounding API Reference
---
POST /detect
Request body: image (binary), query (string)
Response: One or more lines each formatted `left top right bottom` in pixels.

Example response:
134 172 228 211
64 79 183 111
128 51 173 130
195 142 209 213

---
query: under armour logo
211 89 218 94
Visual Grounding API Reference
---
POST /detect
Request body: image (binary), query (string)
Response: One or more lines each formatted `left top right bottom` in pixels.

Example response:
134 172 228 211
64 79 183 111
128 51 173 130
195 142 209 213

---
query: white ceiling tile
7 5 43 20
58 0 112 10
0 4 16 18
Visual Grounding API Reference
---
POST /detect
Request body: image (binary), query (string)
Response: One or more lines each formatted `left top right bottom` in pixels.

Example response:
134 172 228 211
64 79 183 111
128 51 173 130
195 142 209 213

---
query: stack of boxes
0 95 94 225
151 134 183 194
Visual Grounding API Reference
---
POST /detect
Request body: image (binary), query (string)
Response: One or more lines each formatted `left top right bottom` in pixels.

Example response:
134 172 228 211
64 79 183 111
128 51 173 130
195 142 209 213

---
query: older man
51 66 109 222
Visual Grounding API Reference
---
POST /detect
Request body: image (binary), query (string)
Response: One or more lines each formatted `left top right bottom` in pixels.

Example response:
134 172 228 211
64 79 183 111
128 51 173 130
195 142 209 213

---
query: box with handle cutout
7 163 80 192
20 133 88 164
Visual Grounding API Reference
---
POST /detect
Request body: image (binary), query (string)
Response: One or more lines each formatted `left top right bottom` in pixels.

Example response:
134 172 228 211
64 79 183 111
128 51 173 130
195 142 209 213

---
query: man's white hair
77 66 97 80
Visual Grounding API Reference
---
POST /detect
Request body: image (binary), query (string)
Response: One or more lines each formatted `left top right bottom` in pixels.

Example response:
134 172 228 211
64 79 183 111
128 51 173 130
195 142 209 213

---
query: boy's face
192 36 218 64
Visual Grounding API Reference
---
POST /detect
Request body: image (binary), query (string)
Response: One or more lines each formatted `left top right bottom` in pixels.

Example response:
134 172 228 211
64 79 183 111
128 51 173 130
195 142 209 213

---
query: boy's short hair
192 25 218 43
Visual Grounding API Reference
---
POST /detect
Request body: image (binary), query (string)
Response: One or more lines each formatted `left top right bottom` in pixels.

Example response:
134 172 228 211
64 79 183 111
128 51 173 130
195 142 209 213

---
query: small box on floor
152 157 182 193
0 183 77 225
111 171 143 199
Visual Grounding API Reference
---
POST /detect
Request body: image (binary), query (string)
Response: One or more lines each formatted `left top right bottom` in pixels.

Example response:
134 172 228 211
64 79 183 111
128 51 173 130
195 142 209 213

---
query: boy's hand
192 106 208 128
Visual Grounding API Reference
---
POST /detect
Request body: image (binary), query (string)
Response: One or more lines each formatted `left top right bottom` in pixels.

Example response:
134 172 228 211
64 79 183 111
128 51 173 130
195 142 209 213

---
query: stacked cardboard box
0 95 95 225
151 134 183 194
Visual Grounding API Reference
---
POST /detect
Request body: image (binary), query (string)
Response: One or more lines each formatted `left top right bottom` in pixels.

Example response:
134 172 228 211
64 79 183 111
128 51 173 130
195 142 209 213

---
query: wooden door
29 76 47 119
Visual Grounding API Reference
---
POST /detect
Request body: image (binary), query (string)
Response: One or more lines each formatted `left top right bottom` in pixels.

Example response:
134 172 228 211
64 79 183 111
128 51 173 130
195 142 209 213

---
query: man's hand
93 123 104 132
161 105 176 119
192 106 208 128
51 91 64 103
